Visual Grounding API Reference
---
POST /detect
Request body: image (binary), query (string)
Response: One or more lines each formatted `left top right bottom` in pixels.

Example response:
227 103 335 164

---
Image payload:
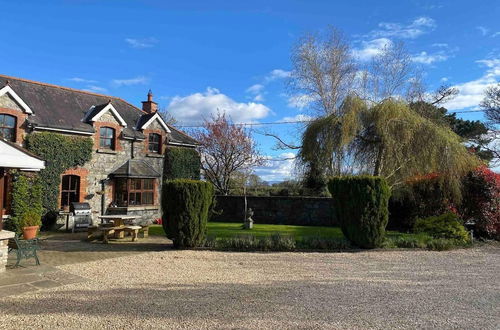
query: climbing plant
24 132 93 214
163 146 201 180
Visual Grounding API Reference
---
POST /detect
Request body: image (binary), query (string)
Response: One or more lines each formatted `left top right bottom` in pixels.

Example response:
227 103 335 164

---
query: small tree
328 176 390 248
162 179 214 248
193 112 264 195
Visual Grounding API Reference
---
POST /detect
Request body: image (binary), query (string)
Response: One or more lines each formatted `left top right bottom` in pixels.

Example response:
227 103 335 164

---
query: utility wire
176 108 495 128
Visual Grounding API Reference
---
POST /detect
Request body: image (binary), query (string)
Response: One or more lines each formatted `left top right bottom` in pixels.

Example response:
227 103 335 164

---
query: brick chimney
142 89 158 113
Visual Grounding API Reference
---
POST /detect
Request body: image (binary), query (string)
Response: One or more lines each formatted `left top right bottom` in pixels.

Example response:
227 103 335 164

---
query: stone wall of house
211 195 336 226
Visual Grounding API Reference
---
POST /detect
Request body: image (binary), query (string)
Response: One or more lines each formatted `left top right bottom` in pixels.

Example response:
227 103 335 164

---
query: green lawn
149 222 416 240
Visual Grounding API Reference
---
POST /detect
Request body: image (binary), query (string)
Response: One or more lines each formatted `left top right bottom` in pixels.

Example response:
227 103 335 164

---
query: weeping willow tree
299 96 480 199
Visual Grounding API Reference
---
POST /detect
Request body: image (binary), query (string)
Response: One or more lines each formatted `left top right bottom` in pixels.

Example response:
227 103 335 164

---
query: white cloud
493 32 500 38
287 93 316 110
368 16 436 39
476 26 490 36
246 84 265 101
68 77 97 83
432 43 449 48
111 76 149 87
279 114 314 122
82 85 108 93
440 77 449 82
352 38 392 61
166 87 271 123
246 84 264 94
443 58 500 110
125 37 158 48
254 152 296 182
264 69 291 82
412 51 449 64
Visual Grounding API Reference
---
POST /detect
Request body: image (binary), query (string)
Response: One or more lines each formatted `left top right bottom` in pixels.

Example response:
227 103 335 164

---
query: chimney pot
142 89 158 113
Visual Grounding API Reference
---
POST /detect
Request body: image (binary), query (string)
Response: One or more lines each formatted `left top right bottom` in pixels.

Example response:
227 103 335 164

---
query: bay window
114 178 155 207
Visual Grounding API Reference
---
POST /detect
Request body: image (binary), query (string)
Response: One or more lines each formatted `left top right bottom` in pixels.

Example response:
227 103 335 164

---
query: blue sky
1 0 499 181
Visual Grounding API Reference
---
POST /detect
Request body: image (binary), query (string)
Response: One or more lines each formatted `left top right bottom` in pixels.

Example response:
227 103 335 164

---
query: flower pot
22 225 39 240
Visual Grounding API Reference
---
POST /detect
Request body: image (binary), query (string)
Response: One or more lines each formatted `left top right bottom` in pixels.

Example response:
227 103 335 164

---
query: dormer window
99 127 115 150
148 133 161 153
0 114 16 142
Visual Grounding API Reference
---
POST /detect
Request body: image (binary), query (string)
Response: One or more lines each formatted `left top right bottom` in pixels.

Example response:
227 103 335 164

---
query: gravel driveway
0 245 499 329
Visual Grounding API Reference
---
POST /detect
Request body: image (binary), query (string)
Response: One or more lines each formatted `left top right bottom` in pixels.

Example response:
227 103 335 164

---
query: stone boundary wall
212 195 336 227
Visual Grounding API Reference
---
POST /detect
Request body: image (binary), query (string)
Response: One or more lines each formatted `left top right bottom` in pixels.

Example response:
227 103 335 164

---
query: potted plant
19 210 42 240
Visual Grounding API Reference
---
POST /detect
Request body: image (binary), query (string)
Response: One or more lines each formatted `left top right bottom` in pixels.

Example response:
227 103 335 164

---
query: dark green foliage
162 179 214 248
9 171 43 233
414 213 470 242
296 236 352 250
212 233 296 251
388 176 450 231
328 176 391 248
163 147 201 180
24 132 93 214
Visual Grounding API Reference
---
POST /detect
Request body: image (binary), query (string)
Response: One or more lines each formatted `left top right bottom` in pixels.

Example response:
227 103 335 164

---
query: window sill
97 149 117 155
146 153 163 158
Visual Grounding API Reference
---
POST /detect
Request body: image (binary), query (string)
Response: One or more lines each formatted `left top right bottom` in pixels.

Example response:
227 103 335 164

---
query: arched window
0 114 16 142
61 175 80 208
99 126 115 150
148 133 161 153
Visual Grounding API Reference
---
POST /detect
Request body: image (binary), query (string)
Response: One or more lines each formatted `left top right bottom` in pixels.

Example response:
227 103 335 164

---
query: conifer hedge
162 179 214 248
328 176 390 248
163 147 201 180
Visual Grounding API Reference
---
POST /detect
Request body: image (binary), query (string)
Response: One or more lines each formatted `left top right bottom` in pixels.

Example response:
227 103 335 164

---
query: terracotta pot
22 225 39 240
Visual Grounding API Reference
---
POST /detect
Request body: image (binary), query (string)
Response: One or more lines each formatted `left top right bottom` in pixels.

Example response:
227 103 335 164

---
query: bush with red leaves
460 166 500 240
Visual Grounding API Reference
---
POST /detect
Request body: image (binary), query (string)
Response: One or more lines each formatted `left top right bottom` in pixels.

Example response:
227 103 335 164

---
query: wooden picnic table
97 215 137 227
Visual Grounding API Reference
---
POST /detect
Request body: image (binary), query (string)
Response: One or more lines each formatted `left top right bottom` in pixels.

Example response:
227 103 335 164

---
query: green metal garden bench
8 234 41 267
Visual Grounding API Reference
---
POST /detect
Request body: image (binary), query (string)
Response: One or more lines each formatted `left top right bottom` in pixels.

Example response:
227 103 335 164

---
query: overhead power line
176 108 494 128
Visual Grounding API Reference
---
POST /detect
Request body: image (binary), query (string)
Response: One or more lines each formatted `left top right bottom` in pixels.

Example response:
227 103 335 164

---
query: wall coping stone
0 230 15 241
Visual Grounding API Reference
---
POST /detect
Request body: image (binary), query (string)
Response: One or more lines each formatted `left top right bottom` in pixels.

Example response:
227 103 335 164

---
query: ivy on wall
24 132 93 214
7 171 44 233
163 147 201 181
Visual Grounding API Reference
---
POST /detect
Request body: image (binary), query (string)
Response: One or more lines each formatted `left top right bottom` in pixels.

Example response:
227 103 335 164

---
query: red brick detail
59 167 89 209
93 121 123 151
143 128 166 155
0 107 29 144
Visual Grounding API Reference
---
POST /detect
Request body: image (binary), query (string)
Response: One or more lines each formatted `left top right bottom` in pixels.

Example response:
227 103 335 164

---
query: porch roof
0 139 45 171
110 159 161 178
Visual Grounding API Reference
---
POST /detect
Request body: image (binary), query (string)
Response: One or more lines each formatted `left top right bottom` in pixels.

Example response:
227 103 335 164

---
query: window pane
62 175 70 189
61 192 69 207
132 179 141 190
142 192 153 204
143 179 153 190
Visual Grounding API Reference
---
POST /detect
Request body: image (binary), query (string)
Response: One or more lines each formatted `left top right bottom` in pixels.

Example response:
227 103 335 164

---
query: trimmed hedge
163 147 201 180
328 176 391 248
414 213 470 242
162 179 214 248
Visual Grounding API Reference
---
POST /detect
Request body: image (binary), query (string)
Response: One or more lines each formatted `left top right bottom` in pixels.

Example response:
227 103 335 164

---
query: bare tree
193 112 264 195
289 27 357 116
481 83 500 125
158 106 178 126
480 84 500 163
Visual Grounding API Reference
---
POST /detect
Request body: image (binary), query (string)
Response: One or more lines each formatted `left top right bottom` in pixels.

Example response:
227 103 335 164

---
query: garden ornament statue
244 208 254 229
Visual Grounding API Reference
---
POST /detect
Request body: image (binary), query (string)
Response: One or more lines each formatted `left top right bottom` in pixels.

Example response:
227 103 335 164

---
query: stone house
0 74 198 227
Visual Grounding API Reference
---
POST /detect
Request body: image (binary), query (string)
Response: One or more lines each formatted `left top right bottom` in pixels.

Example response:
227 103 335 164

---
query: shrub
162 179 214 248
163 147 201 180
460 166 500 240
213 234 296 251
328 176 391 248
9 171 44 233
296 236 352 250
388 174 451 231
18 210 42 228
414 213 470 242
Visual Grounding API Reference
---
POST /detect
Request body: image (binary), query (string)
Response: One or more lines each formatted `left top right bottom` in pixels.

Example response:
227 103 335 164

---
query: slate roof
110 159 161 178
0 74 197 146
